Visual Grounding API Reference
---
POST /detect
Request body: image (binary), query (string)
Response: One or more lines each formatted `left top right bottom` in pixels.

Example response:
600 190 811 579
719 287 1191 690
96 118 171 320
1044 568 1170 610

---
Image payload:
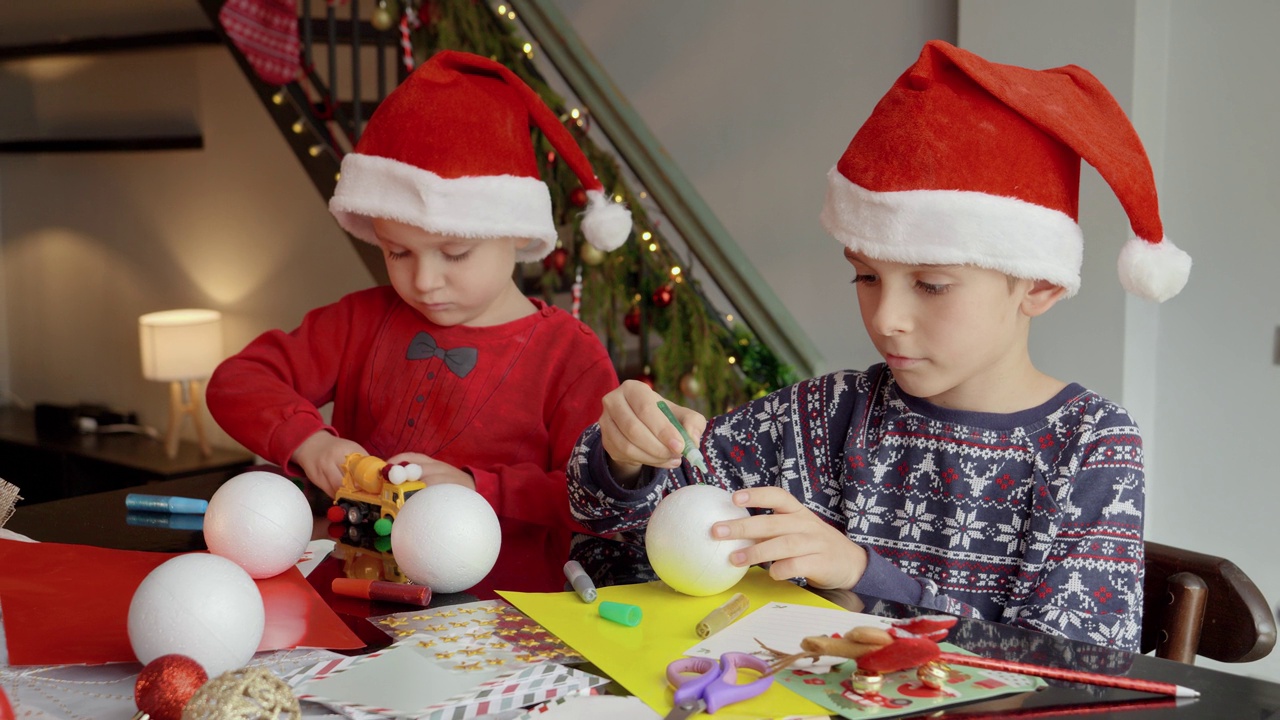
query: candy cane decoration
571 265 583 320
399 5 421 72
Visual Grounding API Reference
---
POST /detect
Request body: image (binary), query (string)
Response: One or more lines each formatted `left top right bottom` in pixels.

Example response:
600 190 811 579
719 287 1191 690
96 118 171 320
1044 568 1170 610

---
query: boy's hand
712 487 869 590
292 431 367 498
386 452 476 491
598 380 707 483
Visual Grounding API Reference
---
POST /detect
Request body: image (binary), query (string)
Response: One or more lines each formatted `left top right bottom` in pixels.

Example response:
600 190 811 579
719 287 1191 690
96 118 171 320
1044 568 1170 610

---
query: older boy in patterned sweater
567 40 1191 651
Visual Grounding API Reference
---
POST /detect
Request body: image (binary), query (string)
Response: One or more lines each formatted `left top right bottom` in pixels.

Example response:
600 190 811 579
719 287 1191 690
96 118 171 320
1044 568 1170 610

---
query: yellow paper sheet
500 567 841 719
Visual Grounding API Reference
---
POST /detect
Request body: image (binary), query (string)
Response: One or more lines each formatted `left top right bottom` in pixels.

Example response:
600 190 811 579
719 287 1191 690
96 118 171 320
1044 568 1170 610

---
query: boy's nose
412 260 445 293
869 295 912 336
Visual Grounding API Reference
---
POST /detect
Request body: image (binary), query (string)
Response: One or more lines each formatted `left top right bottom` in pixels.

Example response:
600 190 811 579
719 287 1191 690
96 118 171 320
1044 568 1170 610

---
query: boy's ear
1021 279 1068 318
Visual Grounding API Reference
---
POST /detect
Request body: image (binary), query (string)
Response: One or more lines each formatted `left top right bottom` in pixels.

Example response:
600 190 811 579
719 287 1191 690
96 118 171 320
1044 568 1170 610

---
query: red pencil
331 578 432 607
937 652 1199 698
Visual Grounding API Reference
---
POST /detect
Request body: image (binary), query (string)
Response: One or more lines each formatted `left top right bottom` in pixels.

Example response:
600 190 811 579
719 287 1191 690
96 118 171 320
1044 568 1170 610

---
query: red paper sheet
0 538 364 666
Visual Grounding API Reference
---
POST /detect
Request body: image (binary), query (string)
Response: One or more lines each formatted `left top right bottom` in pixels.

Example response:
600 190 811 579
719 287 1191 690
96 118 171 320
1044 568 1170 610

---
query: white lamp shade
139 309 224 382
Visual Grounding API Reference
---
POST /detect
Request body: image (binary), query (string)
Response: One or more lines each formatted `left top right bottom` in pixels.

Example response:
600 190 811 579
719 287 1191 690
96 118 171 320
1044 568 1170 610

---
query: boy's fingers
731 486 806 512
671 406 708 440
601 411 677 467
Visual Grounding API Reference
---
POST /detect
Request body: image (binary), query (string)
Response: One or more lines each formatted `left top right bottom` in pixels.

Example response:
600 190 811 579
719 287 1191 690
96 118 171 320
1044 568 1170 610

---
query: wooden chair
1141 541 1276 664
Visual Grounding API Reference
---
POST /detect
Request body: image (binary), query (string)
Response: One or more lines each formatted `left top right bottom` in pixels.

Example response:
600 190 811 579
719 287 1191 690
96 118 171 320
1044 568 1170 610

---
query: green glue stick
657 400 708 474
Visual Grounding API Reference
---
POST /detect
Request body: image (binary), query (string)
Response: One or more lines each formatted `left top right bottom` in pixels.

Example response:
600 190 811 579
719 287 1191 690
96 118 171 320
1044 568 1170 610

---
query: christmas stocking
218 0 302 85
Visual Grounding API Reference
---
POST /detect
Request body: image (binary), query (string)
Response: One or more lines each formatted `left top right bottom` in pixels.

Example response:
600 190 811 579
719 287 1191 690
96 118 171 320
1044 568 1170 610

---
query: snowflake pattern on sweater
568 364 1145 651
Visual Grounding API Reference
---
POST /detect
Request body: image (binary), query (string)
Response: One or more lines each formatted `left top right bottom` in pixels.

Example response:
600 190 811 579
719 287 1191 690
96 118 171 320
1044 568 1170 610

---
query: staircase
194 0 820 403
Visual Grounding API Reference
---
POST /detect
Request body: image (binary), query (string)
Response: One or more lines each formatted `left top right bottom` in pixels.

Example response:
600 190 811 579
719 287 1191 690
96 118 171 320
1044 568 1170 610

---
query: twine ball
204 471 313 579
181 667 300 720
135 654 208 720
645 484 754 596
391 484 501 593
128 553 265 677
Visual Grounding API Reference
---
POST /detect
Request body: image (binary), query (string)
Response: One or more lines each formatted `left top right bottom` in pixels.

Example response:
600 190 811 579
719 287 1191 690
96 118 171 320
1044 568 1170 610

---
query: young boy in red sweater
207 51 628 530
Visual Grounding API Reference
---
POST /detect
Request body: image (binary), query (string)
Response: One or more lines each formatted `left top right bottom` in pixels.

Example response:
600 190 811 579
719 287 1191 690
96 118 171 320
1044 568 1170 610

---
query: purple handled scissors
665 651 774 719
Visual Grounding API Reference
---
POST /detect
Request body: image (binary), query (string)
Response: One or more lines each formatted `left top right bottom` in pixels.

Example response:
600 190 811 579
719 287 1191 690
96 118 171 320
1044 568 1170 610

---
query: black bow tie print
406 331 478 379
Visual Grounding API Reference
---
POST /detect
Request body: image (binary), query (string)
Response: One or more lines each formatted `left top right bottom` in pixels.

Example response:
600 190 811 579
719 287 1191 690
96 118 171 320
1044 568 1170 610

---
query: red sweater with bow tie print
207 286 618 531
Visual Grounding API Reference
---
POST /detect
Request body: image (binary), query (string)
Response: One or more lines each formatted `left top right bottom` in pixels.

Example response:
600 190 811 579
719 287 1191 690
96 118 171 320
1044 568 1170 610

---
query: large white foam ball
646 484 754 596
390 484 501 593
128 553 265 677
204 471 313 579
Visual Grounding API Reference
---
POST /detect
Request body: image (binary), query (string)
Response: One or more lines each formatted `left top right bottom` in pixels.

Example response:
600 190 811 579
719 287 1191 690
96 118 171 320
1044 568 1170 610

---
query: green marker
656 400 708 474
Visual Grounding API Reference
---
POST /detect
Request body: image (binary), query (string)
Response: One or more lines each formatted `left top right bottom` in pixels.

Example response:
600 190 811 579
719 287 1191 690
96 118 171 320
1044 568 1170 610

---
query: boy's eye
851 273 878 285
385 248 411 260
444 250 472 263
914 280 949 295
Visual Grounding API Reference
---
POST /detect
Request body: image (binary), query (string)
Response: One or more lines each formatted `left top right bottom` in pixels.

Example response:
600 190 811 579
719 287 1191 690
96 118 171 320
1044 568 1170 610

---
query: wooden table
0 406 254 505
5 475 1280 718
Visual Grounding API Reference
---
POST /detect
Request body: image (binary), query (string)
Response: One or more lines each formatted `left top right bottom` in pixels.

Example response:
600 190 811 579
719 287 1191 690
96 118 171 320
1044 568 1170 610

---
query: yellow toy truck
325 453 425 537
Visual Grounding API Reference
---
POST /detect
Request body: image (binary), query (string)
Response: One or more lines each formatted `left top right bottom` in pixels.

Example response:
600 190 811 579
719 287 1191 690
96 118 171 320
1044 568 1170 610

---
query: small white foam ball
204 470 313 579
390 484 501 593
646 484 754 596
128 553 265 677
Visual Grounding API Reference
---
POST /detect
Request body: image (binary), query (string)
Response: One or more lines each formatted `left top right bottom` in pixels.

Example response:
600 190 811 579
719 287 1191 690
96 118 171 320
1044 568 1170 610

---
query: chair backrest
1141 541 1277 664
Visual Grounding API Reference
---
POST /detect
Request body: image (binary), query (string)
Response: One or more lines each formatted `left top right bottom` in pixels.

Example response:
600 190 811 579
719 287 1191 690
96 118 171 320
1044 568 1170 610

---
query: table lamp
138 309 223 459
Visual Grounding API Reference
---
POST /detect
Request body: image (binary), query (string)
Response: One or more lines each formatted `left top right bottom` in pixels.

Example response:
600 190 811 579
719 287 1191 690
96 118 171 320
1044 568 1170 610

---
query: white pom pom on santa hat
1119 236 1192 302
580 190 632 252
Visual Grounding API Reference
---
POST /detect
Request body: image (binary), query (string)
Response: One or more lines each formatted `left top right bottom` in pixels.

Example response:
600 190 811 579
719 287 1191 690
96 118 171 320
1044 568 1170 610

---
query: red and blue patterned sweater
568 364 1145 651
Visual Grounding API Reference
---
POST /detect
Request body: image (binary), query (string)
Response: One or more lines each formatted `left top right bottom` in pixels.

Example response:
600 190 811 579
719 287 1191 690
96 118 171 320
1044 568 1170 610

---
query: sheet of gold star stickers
369 599 583 665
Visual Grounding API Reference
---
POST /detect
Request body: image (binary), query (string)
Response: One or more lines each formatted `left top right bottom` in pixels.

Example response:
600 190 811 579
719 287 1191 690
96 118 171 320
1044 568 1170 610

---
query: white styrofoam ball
646 484 754 596
128 553 265 677
390 484 501 593
204 470 313 579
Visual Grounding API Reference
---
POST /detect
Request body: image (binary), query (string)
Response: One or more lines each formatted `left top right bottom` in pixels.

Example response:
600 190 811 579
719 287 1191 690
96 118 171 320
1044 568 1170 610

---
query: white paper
683 602 891 672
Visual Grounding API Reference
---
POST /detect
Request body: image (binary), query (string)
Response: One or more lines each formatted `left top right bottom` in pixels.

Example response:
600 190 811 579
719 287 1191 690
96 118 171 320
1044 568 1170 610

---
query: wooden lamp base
165 379 211 459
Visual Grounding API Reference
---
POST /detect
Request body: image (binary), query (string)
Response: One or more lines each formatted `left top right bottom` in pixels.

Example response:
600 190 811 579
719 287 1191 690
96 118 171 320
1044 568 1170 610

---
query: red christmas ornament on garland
568 187 588 208
623 305 642 335
633 368 656 389
135 654 209 720
543 247 569 274
652 284 674 308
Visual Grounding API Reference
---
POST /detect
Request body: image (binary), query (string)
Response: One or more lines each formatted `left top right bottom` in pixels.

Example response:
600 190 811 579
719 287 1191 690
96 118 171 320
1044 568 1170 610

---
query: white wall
1154 0 1280 679
0 46 370 450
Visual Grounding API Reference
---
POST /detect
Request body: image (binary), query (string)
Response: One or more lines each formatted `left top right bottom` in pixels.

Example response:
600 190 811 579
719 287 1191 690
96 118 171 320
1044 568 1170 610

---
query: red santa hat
821 40 1191 302
330 50 631 261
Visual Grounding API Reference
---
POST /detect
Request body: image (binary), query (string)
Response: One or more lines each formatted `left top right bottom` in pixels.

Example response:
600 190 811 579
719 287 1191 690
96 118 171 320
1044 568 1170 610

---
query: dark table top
6 473 1280 719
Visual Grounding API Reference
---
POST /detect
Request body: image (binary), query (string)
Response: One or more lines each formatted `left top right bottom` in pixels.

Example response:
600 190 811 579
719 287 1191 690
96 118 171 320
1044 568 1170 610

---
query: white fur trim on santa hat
1118 235 1191 302
821 167 1084 296
579 190 632 252
329 153 558 262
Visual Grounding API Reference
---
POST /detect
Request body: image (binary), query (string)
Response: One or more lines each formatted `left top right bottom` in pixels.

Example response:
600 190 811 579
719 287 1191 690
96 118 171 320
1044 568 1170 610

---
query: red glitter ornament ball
634 372 656 389
652 284 674 308
568 187 588 208
135 654 208 720
623 305 642 335
543 247 569 274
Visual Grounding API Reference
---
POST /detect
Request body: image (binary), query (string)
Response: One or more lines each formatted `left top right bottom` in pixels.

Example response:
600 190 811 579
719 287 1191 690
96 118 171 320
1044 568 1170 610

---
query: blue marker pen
125 510 205 531
124 493 209 514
